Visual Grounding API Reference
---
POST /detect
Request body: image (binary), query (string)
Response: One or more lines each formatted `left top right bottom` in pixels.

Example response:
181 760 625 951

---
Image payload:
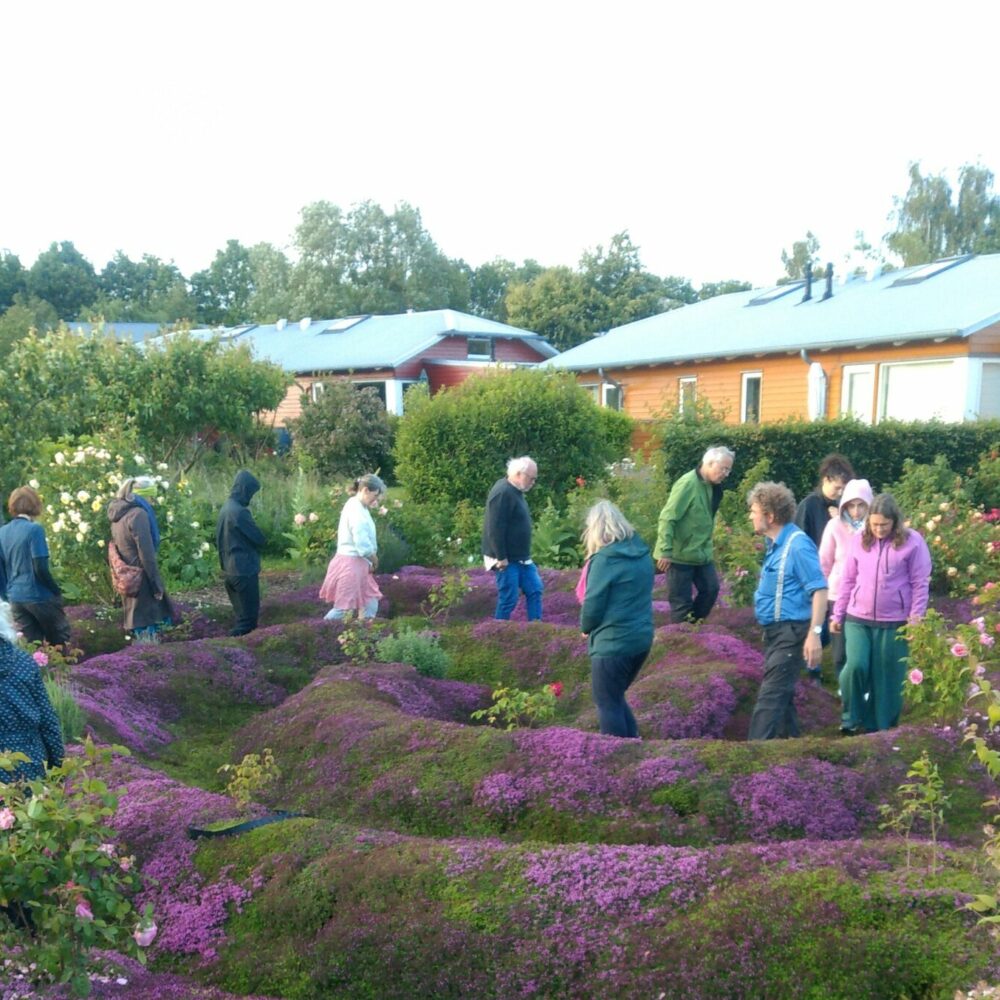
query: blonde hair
582 500 635 557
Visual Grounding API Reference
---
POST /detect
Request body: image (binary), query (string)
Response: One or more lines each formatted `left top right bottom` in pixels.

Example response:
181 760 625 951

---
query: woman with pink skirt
320 474 386 620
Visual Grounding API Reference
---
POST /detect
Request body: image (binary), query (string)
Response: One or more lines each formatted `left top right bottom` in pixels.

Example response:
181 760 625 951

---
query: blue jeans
591 649 649 737
494 562 543 620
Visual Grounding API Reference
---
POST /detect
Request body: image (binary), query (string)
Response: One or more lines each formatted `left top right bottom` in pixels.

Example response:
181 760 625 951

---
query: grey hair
116 478 136 500
350 474 386 496
582 500 635 557
702 445 735 466
0 601 19 644
507 456 536 476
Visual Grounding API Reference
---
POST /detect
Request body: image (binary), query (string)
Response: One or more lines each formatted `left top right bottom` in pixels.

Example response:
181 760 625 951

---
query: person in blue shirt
747 481 828 741
0 487 71 647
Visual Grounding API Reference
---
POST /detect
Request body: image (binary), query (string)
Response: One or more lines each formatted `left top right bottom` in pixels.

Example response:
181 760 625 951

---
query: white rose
79 521 90 534
54 452 66 465
76 490 90 503
28 479 39 489
134 455 146 465
75 532 84 543
190 522 200 529
60 492 72 505
69 510 81 524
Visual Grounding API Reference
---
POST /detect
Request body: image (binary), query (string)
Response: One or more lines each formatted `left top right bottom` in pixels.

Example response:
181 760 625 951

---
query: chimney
801 265 813 303
821 262 834 301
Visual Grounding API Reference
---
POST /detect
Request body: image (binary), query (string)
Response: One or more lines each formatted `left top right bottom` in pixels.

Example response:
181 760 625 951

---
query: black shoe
839 725 862 737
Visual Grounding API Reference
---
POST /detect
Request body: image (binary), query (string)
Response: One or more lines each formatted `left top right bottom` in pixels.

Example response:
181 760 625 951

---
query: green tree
26 241 99 319
394 368 632 509
468 257 543 321
698 279 753 300
779 231 823 283
246 241 294 321
504 266 595 350
95 252 193 322
0 293 59 351
886 164 957 266
0 250 26 311
292 199 469 318
290 381 396 480
191 239 255 325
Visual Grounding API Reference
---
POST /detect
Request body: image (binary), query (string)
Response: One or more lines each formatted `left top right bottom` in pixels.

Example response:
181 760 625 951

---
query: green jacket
653 467 719 566
580 534 654 658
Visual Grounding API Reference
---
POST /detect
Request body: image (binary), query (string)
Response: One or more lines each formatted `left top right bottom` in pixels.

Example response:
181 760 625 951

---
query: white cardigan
336 495 377 561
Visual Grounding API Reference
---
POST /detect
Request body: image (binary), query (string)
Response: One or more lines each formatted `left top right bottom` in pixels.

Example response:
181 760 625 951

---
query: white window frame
602 383 623 410
467 337 493 360
840 363 876 424
580 382 601 404
740 371 762 424
877 357 966 423
309 381 326 402
679 376 697 414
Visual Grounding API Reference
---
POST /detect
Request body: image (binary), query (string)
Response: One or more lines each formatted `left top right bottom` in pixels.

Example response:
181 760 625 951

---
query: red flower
549 681 564 698
575 477 586 488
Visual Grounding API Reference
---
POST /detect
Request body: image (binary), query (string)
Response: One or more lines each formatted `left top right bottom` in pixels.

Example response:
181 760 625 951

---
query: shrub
290 381 396 482
0 740 152 997
376 627 452 678
393 369 632 511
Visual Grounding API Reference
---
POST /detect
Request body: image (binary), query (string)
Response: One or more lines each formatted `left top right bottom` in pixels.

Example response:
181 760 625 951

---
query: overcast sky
4 0 999 290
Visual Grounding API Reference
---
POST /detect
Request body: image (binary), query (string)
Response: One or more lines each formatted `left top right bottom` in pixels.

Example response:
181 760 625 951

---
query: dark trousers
748 620 808 740
225 575 260 635
11 600 71 646
666 562 720 624
590 648 650 738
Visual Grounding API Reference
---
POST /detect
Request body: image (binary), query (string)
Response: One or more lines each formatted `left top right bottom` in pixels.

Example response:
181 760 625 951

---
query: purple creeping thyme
731 759 876 841
633 672 739 740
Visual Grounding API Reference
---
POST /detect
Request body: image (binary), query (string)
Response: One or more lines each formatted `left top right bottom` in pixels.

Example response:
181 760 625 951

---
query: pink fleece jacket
818 478 874 602
832 528 932 625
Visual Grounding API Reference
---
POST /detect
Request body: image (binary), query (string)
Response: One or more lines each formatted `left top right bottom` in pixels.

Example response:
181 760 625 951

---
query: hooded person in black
215 470 266 636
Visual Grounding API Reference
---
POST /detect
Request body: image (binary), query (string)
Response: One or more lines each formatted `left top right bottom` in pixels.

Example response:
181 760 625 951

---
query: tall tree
246 242 293 322
191 239 255 325
779 231 822 283
579 231 672 329
468 258 543 321
26 241 99 319
0 251 26 312
698 279 752 301
885 164 956 266
0 294 59 352
504 266 594 350
292 199 469 318
96 252 193 322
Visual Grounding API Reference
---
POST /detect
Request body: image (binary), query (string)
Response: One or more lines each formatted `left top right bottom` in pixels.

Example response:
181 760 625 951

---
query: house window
746 282 805 306
890 254 973 287
679 377 697 413
580 383 600 404
309 381 326 402
878 359 963 422
741 372 762 424
467 337 493 360
602 383 623 411
980 362 1000 420
840 364 875 423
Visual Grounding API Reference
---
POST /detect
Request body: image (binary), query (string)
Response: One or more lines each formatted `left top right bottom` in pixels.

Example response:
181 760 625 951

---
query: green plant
289 381 396 482
712 456 770 607
0 739 152 997
532 497 584 568
424 567 473 623
376 628 452 678
336 613 390 663
282 467 339 567
471 683 562 730
393 369 631 511
43 676 88 743
878 751 949 871
218 748 281 810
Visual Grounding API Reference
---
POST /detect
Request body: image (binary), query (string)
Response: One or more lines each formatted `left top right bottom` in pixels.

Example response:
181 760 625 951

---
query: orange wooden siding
577 336 980 423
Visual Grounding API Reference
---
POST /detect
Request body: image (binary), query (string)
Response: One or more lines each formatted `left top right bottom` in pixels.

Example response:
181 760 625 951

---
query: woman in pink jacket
830 493 932 733
819 478 873 677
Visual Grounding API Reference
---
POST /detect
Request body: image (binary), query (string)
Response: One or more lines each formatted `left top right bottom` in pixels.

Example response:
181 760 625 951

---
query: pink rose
951 642 969 657
549 681 564 698
32 650 49 667
133 921 158 947
981 634 995 649
75 900 93 921
293 513 307 526
908 669 924 685
0 807 15 830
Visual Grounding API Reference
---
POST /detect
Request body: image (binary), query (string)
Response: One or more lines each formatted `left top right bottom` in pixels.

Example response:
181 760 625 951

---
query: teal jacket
653 467 720 566
580 534 654 658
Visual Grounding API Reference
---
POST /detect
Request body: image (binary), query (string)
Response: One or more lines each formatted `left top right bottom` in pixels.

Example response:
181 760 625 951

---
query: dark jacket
107 497 173 630
795 490 836 549
580 534 655 657
481 478 532 563
216 470 265 577
0 638 64 782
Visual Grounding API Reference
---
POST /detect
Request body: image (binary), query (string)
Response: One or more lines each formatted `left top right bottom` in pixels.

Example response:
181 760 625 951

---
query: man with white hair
653 445 734 623
481 456 543 620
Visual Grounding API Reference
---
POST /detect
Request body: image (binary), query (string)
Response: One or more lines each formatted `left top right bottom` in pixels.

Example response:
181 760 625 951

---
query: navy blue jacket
215 471 266 577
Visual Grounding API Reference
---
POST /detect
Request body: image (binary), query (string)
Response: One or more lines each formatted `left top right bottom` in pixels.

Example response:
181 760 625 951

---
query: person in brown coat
107 478 174 642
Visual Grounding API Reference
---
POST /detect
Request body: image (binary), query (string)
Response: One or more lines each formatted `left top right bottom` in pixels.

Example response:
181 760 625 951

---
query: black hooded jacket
215 470 265 577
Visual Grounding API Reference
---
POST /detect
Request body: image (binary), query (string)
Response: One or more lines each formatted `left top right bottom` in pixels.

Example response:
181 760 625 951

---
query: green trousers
840 620 908 731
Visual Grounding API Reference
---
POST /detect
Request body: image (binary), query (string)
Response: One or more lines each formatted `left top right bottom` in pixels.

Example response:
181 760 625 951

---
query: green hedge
660 416 1000 501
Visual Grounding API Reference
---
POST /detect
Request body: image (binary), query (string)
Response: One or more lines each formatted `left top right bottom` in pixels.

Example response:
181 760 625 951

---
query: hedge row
659 416 1000 500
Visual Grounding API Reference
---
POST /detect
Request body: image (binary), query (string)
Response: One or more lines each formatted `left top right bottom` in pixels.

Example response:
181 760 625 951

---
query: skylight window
319 316 366 333
746 282 805 306
890 254 973 287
